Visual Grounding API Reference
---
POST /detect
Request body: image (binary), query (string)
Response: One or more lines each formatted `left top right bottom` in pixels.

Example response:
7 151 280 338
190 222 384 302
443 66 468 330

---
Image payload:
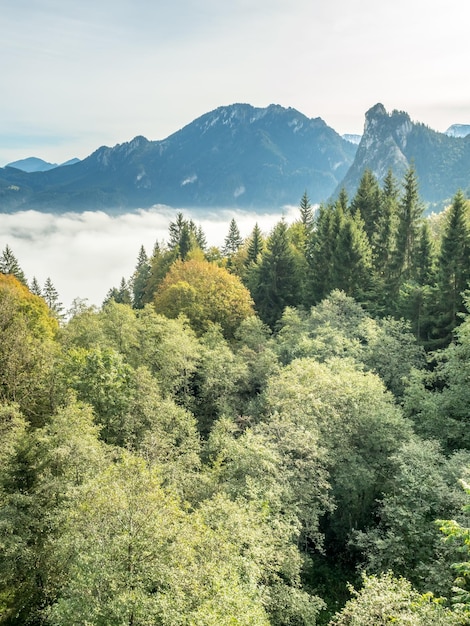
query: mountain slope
336 104 470 206
0 104 356 213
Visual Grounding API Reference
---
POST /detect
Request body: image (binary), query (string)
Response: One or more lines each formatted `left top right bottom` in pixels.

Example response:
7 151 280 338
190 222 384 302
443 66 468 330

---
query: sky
2 0 470 167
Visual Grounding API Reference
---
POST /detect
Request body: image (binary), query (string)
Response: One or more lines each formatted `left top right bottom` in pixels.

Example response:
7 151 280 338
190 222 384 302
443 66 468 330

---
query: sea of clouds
0 205 300 311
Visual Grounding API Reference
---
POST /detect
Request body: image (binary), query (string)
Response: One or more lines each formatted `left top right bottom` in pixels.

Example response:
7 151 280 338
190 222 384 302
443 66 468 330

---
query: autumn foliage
153 258 254 336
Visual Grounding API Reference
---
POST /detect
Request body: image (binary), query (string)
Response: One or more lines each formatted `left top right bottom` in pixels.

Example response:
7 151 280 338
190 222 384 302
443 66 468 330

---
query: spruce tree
252 220 300 328
30 277 42 296
0 245 27 284
389 166 423 293
222 218 243 256
306 203 337 304
245 223 264 265
299 191 314 230
435 189 470 342
132 245 151 309
331 211 373 301
350 169 382 241
42 277 64 320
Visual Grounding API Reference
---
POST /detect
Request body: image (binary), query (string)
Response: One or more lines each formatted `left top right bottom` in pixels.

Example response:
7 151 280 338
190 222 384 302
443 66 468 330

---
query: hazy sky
2 0 470 166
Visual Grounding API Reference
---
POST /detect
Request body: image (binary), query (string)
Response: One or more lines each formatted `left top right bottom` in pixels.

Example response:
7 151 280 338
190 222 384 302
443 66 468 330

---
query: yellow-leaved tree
153 258 254 337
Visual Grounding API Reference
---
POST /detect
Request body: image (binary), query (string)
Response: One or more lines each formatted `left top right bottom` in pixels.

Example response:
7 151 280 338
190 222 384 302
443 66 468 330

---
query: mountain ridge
1 103 469 213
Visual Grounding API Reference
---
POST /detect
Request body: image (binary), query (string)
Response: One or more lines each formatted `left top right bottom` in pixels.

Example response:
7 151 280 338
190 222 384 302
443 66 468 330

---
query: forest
1 165 470 625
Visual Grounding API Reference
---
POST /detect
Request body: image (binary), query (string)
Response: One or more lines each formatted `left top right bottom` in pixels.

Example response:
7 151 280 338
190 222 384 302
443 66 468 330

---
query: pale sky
1 0 470 167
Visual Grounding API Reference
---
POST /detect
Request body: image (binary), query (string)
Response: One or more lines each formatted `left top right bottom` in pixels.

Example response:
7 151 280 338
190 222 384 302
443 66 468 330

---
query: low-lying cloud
0 205 299 311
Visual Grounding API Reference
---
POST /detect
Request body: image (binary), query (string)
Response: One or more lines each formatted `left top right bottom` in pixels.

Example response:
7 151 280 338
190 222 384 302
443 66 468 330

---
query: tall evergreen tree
331 211 373 301
222 218 243 256
306 203 337 304
373 169 399 274
132 245 151 309
0 245 27 285
299 190 314 230
42 277 64 320
435 189 470 342
245 223 264 265
350 169 382 241
252 220 300 328
390 166 423 291
30 276 42 296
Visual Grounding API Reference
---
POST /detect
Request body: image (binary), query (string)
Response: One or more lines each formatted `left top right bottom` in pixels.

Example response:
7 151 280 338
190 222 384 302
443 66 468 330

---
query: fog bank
0 205 299 311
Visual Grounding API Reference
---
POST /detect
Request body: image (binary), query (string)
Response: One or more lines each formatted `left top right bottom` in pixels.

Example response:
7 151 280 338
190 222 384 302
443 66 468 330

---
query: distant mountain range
0 103 469 213
5 157 81 173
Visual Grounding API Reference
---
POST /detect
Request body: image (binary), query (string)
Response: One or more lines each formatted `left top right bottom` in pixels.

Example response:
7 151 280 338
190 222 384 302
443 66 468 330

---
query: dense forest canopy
1 168 470 625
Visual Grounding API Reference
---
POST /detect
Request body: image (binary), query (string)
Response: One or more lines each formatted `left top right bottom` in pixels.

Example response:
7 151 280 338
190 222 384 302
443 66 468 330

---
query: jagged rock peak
366 102 387 119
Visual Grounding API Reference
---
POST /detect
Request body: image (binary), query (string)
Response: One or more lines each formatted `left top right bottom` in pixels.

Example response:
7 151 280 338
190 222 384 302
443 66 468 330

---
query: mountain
336 104 470 207
5 156 81 172
342 134 362 145
445 124 470 138
0 104 356 213
6 157 59 172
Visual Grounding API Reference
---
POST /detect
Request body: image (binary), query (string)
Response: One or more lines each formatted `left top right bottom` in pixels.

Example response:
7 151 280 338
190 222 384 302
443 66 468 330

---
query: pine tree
42 277 64 320
245 223 264 265
350 169 382 241
306 203 337 304
390 166 423 290
331 211 373 301
222 218 243 256
132 245 151 309
252 220 300 328
435 189 470 342
103 278 132 306
299 191 314 230
30 277 42 296
0 245 27 284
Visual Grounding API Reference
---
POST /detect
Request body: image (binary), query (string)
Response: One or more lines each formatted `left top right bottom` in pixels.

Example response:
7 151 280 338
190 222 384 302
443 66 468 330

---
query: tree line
0 169 470 624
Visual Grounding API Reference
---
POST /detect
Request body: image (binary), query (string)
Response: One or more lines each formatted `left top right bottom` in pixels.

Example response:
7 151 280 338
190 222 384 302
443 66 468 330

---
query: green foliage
252 220 301 328
404 299 470 451
353 439 470 596
264 357 412 546
154 258 255 337
329 572 461 625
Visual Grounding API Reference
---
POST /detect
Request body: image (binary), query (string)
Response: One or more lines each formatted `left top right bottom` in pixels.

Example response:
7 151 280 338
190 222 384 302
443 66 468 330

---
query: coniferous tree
435 189 470 342
373 169 399 275
0 245 27 285
350 169 382 241
42 277 64 320
299 191 314 230
306 203 337 304
103 277 132 306
222 218 243 257
393 166 423 282
131 245 151 309
30 276 42 296
245 223 264 265
252 220 300 328
331 211 373 301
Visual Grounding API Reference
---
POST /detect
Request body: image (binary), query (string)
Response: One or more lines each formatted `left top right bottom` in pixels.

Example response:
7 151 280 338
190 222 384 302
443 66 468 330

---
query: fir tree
299 191 314 230
350 169 382 241
42 277 65 320
390 166 423 289
245 223 264 265
30 277 42 296
132 245 151 309
252 220 300 328
0 245 27 284
222 218 243 256
435 189 470 342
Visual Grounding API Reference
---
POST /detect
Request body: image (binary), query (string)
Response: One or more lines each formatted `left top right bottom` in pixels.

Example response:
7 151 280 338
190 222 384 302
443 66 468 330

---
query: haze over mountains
1 103 469 213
